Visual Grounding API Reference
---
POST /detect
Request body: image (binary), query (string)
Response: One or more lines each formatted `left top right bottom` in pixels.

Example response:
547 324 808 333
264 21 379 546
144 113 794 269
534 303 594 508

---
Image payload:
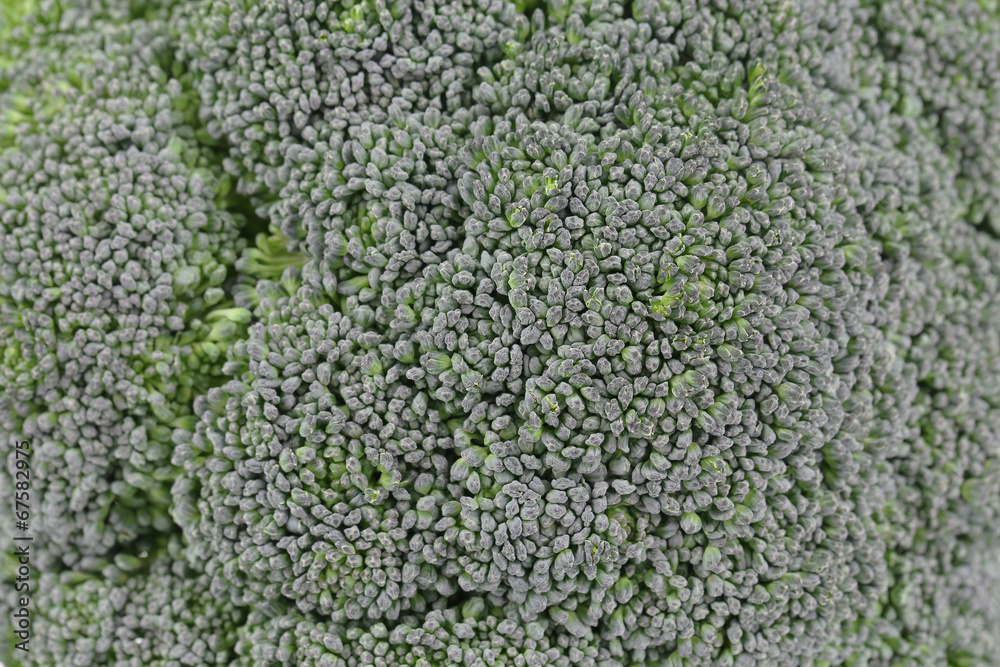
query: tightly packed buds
3 0 1000 665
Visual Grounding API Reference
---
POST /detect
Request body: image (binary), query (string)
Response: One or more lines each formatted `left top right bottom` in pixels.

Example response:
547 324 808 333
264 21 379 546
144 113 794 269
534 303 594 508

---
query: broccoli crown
3 0 1000 666
0 1 254 570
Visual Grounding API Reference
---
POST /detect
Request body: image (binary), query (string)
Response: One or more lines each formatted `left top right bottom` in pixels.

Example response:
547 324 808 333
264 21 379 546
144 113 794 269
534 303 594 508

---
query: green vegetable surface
2 0 999 665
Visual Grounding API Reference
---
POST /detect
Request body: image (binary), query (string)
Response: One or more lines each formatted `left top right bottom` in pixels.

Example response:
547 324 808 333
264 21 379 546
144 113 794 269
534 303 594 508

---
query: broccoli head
3 0 1000 665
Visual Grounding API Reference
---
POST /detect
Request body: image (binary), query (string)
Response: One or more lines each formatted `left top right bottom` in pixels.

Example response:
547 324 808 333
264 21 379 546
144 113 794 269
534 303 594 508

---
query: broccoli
2 0 1000 665
0 0 251 572
28 536 248 666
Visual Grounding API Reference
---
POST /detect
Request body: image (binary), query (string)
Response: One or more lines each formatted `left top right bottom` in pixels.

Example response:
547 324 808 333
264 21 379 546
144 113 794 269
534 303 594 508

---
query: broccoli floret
171 0 523 200
0 3 249 570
